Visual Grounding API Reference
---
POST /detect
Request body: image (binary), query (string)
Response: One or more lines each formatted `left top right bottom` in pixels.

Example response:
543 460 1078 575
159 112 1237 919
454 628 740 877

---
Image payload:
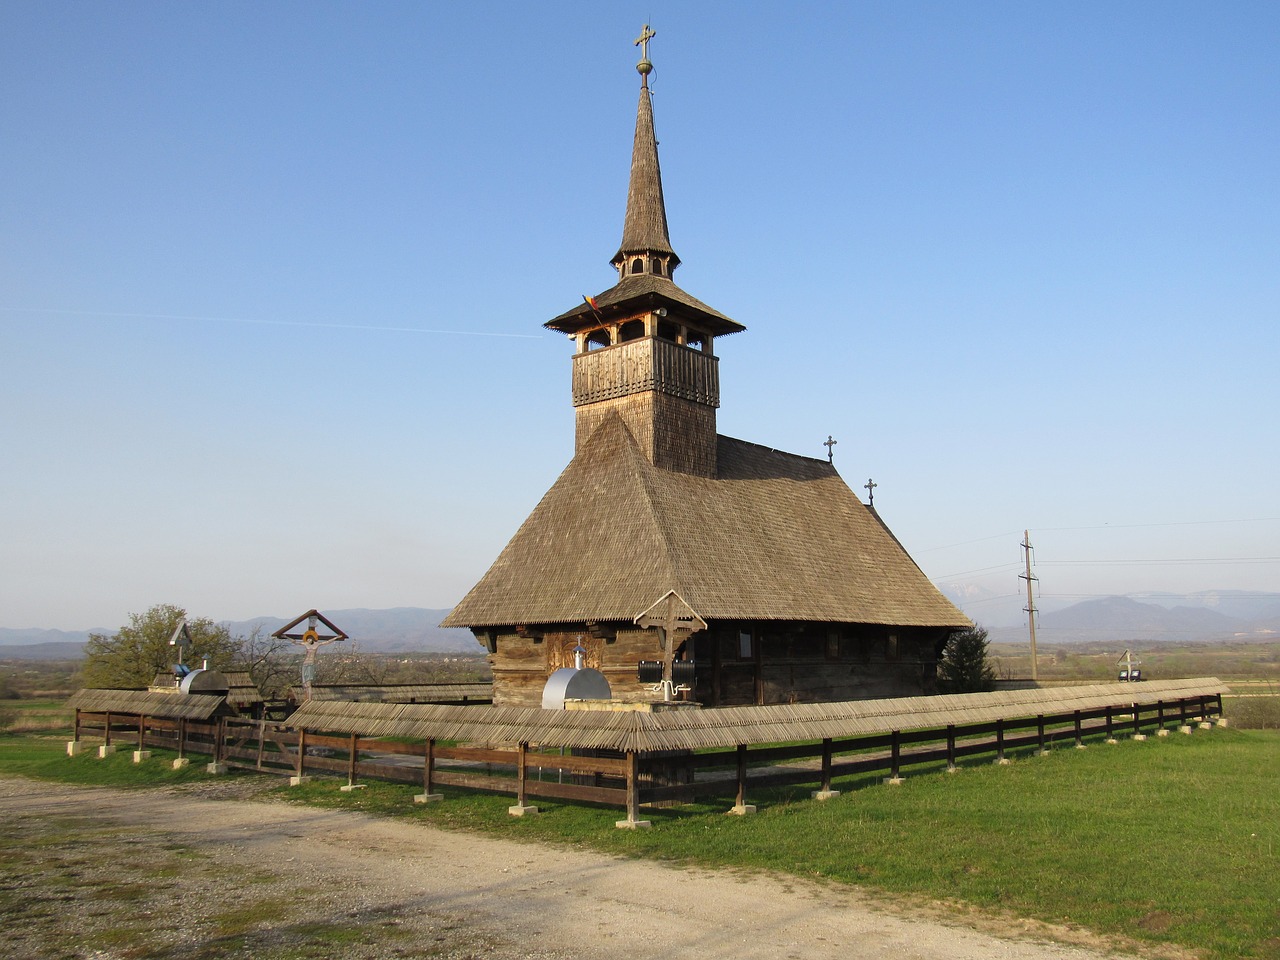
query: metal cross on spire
635 23 655 81
823 435 837 463
864 478 877 506
635 23 656 60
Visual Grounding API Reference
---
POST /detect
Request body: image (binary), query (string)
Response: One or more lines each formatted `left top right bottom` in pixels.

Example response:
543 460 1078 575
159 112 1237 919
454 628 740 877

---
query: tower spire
612 24 679 279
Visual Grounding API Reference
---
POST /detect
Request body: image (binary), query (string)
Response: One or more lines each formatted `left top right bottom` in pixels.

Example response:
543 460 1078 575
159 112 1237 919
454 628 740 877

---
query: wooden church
443 29 969 707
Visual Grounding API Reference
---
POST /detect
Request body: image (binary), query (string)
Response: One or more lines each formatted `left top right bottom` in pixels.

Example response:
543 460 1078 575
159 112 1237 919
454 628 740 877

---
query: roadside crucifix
168 619 194 673
634 591 707 701
271 609 349 700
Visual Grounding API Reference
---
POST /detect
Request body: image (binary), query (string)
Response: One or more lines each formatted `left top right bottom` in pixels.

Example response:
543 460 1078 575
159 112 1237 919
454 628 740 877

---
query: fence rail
69 689 1223 826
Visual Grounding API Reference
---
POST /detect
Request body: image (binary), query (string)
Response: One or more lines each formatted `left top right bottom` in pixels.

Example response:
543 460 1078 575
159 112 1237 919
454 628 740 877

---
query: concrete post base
97 744 116 759
615 818 652 830
340 783 366 792
1132 734 1147 742
1216 717 1229 728
66 741 84 757
995 758 1012 766
508 804 539 817
811 789 841 801
1178 725 1193 735
413 793 443 804
1105 738 1119 745
1156 728 1170 737
885 776 906 785
946 764 959 773
1075 743 1088 750
132 750 151 763
727 804 757 815
288 775 311 787
1199 721 1213 730
1037 749 1052 757
205 762 227 775
171 758 190 769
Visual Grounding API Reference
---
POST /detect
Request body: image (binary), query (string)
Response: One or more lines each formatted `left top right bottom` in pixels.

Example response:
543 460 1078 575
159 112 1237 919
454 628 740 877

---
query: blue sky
3 2 1277 631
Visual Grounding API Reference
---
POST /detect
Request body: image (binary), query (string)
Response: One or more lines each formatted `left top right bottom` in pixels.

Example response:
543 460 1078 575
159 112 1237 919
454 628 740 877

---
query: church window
737 628 754 660
652 259 664 276
631 257 644 274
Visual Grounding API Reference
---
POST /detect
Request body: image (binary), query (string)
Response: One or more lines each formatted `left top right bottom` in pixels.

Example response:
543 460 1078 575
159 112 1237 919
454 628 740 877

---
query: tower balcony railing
571 336 720 407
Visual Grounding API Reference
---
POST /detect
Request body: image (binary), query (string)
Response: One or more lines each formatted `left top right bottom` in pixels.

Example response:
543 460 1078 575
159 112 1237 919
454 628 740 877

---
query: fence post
1073 710 1085 749
290 728 309 785
67 709 85 756
133 714 151 764
1105 705 1118 743
995 719 1010 765
415 738 442 804
340 732 365 792
887 730 905 783
509 742 538 816
171 717 190 769
615 751 651 829
1037 714 1048 755
98 711 116 758
812 738 839 800
730 744 756 814
206 716 228 774
946 724 957 773
1132 702 1147 740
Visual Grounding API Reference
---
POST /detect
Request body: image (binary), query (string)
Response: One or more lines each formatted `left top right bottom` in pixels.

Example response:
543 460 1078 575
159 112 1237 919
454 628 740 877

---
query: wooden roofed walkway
67 679 1226 827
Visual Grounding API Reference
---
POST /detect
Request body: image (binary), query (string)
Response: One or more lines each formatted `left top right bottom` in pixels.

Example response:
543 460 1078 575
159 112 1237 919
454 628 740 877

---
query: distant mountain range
969 592 1280 646
3 593 1278 661
0 607 480 660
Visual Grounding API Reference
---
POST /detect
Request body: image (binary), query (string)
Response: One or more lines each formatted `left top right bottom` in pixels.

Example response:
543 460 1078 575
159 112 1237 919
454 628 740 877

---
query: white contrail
1 307 547 339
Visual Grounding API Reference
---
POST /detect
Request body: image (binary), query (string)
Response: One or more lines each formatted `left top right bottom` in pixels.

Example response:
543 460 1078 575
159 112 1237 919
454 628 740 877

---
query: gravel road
0 777 1164 960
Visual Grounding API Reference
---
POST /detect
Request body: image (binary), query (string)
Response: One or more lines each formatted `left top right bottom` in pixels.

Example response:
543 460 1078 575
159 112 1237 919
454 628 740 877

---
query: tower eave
545 277 745 338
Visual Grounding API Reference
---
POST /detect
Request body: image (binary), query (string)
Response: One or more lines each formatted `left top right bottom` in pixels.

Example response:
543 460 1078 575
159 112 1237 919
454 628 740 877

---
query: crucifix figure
864 478 877 506
635 591 706 701
634 23 656 61
823 435 837 463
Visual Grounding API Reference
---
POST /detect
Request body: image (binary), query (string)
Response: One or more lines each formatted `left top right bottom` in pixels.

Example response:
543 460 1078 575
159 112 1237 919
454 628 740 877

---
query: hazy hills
0 608 479 660
3 593 1278 661
982 593 1280 646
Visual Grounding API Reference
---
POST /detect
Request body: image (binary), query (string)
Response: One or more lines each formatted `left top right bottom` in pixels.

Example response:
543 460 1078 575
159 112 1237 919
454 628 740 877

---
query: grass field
4 726 1277 959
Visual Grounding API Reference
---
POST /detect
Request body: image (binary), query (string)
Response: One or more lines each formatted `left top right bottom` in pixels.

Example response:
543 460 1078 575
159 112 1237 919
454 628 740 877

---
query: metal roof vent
541 643 612 710
180 667 230 696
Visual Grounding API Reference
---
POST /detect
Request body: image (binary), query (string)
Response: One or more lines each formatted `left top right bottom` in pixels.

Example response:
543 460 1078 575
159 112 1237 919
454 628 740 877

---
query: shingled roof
613 81 676 268
545 273 744 337
443 414 968 630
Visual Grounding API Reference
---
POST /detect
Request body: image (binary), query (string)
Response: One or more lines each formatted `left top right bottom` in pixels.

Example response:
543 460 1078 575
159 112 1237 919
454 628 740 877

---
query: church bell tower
544 26 745 478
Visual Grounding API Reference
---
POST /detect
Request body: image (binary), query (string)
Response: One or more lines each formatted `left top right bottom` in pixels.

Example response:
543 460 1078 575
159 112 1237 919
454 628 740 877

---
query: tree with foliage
937 624 996 694
233 625 299 700
81 604 240 689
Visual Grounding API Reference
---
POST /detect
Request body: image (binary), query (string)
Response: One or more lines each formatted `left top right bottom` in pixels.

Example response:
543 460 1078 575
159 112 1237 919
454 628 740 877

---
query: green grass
6 728 1278 959
0 732 221 789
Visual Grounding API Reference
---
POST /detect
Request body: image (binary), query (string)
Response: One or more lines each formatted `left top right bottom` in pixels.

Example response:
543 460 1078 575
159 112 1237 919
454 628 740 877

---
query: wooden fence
70 689 1223 826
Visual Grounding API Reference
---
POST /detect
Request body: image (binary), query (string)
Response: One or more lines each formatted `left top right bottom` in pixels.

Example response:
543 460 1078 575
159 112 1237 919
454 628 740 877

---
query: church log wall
483 621 948 708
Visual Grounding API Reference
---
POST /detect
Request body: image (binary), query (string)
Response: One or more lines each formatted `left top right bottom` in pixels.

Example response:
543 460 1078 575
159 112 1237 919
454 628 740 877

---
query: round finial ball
637 58 653 77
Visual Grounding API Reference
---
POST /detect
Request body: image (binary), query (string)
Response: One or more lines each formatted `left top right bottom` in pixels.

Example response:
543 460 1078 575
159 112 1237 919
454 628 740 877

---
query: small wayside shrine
443 28 969 707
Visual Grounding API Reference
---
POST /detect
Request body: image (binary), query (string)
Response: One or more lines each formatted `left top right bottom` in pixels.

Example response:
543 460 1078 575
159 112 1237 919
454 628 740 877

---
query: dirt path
0 777 1156 960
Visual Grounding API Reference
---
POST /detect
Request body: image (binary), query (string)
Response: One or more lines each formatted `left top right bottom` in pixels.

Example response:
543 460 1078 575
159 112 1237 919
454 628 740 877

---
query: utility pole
1020 530 1039 682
